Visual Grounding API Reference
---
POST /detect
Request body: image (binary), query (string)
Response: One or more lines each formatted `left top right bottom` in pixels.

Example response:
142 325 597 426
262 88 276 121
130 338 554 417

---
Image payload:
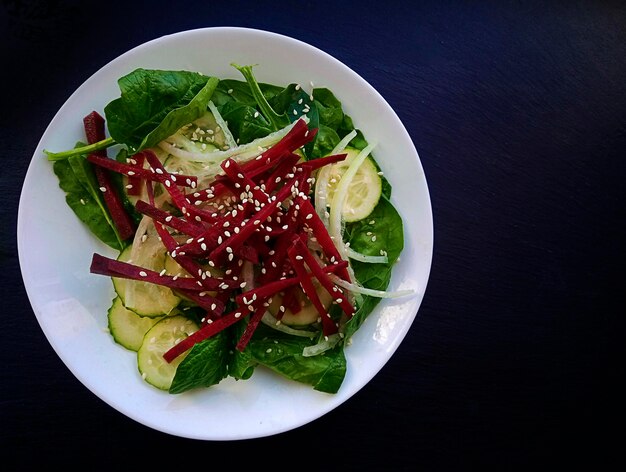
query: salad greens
45 64 408 395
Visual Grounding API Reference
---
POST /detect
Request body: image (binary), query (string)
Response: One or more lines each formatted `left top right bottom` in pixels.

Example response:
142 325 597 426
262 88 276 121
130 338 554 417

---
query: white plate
17 27 433 440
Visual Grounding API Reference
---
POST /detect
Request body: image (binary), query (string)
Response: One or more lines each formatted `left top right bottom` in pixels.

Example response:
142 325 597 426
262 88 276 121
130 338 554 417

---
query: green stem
231 63 289 131
44 137 116 161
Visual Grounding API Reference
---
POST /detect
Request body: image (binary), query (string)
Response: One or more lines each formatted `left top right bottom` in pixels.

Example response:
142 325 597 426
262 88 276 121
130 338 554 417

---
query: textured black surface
1 0 624 469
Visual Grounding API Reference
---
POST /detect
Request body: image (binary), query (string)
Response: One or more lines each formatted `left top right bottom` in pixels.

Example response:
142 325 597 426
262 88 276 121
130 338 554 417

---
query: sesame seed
99 187 106 192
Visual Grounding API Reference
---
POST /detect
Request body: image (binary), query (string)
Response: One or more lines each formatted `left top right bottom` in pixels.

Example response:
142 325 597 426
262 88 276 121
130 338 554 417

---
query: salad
45 63 411 394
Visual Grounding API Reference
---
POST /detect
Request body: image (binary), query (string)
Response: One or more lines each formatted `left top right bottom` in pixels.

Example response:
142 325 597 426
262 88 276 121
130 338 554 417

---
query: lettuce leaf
104 68 218 152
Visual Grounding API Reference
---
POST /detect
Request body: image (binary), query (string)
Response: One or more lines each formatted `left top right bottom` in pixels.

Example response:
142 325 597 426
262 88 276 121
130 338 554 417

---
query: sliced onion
158 119 303 163
302 333 341 357
328 273 415 299
260 312 316 338
328 142 376 258
208 100 237 149
346 247 388 264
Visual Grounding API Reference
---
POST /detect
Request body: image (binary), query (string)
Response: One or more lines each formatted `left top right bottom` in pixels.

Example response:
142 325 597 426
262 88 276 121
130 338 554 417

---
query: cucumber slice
137 315 199 390
268 281 333 326
317 146 382 222
112 234 180 317
107 296 163 351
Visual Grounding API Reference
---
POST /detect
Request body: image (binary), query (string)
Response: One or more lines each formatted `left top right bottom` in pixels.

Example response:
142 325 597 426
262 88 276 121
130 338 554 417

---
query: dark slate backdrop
1 1 624 469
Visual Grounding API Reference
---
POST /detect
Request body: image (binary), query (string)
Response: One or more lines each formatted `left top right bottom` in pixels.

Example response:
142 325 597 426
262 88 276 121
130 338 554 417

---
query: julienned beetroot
88 116 355 361
83 111 136 241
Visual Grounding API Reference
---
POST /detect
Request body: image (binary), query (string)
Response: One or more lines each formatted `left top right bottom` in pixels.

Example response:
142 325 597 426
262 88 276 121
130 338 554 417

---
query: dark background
1 0 624 469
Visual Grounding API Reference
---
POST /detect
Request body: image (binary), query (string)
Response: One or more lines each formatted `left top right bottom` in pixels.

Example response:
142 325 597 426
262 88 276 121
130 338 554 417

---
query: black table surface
1 0 624 469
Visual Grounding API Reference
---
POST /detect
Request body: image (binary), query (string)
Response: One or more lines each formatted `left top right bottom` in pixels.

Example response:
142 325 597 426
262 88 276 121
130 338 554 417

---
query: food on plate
45 63 411 394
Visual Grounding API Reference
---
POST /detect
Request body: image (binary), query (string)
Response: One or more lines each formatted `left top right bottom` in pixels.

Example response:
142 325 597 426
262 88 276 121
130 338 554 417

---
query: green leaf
311 87 344 130
343 196 404 339
218 101 273 145
243 324 347 393
228 320 258 380
52 143 124 250
104 69 219 152
311 124 340 158
169 330 230 394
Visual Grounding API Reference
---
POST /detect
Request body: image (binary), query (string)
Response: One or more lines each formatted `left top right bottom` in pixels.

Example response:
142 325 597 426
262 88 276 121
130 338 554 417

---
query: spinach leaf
212 79 257 107
311 124 340 158
227 320 257 380
218 100 273 144
104 69 219 152
343 196 404 339
243 323 347 394
169 330 230 394
310 88 344 130
53 143 125 250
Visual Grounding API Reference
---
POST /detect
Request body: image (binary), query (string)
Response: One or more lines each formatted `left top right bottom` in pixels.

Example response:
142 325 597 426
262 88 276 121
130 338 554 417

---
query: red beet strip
86 153 198 189
235 306 266 352
298 153 347 172
134 200 204 237
291 237 355 317
163 308 247 362
297 198 351 282
83 111 107 157
83 111 136 241
287 243 337 335
89 253 238 291
125 151 145 196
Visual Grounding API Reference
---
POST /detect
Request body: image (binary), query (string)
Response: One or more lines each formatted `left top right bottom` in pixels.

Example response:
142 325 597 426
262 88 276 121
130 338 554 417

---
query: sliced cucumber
107 296 163 351
112 234 180 317
137 315 199 390
317 146 382 222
